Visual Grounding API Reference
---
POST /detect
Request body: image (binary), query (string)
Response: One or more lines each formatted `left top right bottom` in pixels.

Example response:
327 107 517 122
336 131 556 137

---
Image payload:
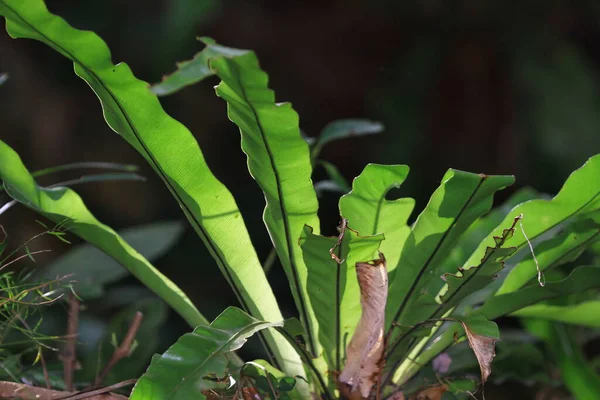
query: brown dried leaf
460 321 498 384
339 253 387 399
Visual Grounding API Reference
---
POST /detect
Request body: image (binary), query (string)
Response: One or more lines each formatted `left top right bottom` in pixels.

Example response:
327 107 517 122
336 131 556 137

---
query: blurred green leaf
130 307 282 400
511 301 600 327
0 139 206 328
311 119 384 161
318 161 351 193
524 320 600 398
39 221 184 299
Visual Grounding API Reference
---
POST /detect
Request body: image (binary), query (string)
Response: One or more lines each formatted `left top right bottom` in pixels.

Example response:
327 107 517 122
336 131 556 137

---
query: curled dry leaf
339 252 387 399
460 321 497 384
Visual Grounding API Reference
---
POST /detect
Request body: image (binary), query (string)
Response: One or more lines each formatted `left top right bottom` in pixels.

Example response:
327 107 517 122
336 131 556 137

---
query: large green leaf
130 307 282 400
299 224 383 373
386 170 514 328
463 154 600 277
497 217 600 295
510 301 600 327
209 42 321 354
386 216 519 369
0 0 298 374
0 139 205 328
339 164 414 272
39 221 185 299
478 266 600 320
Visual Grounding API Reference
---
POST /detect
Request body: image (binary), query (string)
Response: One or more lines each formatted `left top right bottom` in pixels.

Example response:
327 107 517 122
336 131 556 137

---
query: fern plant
1 1 600 398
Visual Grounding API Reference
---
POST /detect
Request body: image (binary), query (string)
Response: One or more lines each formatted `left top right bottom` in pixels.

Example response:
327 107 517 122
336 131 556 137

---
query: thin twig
518 214 545 287
95 311 143 386
64 293 80 391
17 315 51 389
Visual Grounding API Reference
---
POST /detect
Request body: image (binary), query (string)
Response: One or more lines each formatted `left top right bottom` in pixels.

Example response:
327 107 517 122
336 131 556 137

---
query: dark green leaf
130 307 282 400
39 221 184 299
311 119 384 161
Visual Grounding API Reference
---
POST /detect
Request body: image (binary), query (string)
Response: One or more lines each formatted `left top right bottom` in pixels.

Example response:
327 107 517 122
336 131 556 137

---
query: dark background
1 0 600 398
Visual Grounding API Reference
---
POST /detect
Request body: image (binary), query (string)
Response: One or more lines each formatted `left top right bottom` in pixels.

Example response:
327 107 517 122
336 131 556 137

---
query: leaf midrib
1 1 282 365
224 59 316 356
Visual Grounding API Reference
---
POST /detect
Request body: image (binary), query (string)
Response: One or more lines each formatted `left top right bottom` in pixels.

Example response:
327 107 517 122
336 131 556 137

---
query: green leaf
39 221 185 299
524 320 600 398
479 266 600 320
386 216 520 377
318 161 351 193
0 1 298 374
209 40 321 354
386 170 514 328
242 360 301 399
0 139 206 328
339 164 414 272
497 217 600 295
299 223 383 373
311 119 384 161
440 187 539 274
510 301 600 327
130 307 282 400
150 38 244 96
463 154 600 278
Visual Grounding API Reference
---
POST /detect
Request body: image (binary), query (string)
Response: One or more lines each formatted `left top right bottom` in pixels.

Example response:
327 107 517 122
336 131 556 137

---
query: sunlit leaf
0 2 298 375
339 164 414 272
387 170 514 330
